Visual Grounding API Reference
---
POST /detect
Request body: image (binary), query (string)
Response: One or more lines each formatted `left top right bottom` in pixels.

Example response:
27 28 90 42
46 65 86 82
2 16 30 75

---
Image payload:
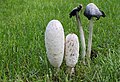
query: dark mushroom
69 4 86 64
69 5 82 18
84 3 105 58
84 3 105 20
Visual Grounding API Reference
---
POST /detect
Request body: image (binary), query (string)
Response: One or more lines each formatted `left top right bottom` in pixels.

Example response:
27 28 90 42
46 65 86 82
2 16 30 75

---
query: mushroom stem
55 67 60 75
87 18 94 58
53 67 60 79
66 67 75 77
75 11 86 64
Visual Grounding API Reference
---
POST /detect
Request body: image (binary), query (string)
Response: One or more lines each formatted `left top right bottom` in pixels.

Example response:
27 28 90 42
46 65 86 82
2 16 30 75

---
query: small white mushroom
65 33 79 75
45 20 65 69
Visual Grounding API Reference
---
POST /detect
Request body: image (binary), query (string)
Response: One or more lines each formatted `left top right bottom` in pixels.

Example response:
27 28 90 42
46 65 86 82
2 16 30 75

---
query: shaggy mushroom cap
69 4 83 18
45 20 65 68
84 3 105 20
65 33 79 67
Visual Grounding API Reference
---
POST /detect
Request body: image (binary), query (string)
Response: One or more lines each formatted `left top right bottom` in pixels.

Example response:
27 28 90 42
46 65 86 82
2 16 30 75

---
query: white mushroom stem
76 12 86 64
54 67 60 76
66 67 75 76
87 18 94 58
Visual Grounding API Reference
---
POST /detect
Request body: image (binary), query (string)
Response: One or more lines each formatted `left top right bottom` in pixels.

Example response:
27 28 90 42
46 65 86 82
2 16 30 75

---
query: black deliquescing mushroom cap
69 4 82 18
84 10 105 20
100 10 106 17
84 3 105 20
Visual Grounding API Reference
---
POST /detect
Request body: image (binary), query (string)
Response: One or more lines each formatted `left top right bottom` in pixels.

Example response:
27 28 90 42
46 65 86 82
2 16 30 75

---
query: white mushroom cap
45 20 65 68
84 3 105 20
65 33 79 68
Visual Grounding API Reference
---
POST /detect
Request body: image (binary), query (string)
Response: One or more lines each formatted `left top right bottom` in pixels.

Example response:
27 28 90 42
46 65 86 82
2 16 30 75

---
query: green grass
0 0 120 82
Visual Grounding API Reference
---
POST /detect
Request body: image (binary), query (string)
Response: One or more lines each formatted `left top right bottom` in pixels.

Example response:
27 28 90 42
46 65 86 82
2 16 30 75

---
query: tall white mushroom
84 3 105 58
65 33 79 75
69 4 86 64
45 20 65 72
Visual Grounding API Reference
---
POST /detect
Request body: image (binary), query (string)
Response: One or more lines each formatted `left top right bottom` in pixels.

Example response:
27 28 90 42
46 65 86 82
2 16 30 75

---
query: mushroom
65 33 79 76
45 20 65 72
69 4 86 64
84 3 105 58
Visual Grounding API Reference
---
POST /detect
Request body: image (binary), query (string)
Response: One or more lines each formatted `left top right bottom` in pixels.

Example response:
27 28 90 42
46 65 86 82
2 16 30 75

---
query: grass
0 0 120 81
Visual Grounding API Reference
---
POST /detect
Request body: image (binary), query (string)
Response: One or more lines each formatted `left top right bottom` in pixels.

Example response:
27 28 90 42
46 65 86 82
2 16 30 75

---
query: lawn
0 0 120 82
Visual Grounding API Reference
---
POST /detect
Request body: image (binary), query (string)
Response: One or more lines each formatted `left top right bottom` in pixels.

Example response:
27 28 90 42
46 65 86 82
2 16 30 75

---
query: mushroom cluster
45 20 80 76
45 2 105 77
69 3 105 65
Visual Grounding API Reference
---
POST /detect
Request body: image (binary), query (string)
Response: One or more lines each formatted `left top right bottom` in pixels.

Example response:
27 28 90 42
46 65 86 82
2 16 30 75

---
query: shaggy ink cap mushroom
65 33 79 68
65 33 79 75
84 3 105 20
69 4 83 18
69 4 86 64
84 3 106 65
45 20 65 68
